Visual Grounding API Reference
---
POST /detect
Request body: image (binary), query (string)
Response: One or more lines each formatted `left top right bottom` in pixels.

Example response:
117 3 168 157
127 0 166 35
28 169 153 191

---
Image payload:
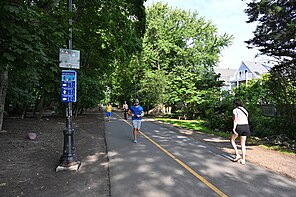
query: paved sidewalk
148 118 296 180
106 112 296 197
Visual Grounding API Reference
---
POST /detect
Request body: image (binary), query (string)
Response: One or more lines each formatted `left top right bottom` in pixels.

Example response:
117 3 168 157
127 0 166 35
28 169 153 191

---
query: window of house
255 71 260 76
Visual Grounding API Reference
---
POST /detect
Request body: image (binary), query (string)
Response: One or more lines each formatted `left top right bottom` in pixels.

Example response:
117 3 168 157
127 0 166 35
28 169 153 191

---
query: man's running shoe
133 139 137 143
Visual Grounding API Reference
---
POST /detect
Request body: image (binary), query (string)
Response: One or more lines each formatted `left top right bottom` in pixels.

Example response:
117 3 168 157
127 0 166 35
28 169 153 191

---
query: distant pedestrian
128 99 144 143
106 102 112 121
122 101 128 120
230 99 251 165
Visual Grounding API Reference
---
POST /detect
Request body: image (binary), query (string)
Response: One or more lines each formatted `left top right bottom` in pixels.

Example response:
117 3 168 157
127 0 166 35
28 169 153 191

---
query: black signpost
56 0 80 171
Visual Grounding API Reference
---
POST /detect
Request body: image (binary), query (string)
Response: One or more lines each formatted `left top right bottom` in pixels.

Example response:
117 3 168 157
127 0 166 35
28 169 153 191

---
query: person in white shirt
230 99 251 165
122 101 128 120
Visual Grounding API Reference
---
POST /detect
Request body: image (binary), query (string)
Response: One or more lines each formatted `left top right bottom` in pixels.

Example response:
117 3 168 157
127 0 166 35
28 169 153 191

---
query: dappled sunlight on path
147 118 296 180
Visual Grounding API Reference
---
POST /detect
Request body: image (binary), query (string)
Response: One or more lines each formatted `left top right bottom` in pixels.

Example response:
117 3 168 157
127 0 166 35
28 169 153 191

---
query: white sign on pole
59 48 80 69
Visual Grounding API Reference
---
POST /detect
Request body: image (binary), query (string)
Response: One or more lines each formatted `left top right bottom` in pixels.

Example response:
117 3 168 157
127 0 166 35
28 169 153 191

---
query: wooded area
0 1 295 140
0 0 145 129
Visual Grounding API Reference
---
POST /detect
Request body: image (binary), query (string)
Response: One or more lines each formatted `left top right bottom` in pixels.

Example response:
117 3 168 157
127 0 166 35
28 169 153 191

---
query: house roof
232 61 275 78
214 67 236 82
243 61 271 76
242 61 274 76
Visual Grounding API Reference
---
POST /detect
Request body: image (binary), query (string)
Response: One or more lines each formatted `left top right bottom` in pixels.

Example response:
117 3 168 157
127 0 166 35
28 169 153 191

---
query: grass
155 118 230 138
259 145 296 155
156 117 296 155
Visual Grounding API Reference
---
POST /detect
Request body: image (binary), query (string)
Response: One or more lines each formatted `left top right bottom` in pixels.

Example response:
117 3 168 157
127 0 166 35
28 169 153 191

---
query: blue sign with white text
61 70 77 102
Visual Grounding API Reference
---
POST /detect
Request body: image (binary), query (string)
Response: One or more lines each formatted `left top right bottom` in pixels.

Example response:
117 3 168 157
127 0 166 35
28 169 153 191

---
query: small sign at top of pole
59 48 80 69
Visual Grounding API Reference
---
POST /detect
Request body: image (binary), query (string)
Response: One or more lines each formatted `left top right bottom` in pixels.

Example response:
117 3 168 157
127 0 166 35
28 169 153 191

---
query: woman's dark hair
233 99 243 107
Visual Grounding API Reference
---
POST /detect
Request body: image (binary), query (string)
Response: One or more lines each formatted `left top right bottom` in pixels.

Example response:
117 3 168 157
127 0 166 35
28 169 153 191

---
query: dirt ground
0 110 109 197
0 111 295 197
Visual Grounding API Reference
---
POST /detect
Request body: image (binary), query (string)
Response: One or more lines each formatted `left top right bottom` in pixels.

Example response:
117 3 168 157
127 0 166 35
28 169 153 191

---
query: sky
144 0 270 69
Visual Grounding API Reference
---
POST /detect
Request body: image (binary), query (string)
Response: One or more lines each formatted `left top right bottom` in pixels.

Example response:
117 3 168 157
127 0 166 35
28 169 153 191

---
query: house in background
214 67 236 91
230 61 274 89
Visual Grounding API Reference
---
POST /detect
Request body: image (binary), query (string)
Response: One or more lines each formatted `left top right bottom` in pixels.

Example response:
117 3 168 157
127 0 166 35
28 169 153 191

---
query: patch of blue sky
144 0 273 69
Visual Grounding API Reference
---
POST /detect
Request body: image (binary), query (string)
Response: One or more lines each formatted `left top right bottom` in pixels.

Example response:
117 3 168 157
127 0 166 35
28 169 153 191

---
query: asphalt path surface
106 112 296 197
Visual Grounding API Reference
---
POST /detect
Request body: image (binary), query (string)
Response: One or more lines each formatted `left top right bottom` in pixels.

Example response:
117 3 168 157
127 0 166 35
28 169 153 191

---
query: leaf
3 53 16 62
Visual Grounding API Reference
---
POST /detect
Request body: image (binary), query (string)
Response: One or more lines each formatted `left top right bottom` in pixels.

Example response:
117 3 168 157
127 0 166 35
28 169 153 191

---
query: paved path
105 112 296 197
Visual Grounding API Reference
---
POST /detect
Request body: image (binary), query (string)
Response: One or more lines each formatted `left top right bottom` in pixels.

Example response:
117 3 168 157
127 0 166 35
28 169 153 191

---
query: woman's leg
230 134 240 159
240 136 247 164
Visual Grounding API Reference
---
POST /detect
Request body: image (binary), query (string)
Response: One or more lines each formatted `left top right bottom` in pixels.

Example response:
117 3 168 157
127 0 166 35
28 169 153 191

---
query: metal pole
58 0 80 168
68 0 72 50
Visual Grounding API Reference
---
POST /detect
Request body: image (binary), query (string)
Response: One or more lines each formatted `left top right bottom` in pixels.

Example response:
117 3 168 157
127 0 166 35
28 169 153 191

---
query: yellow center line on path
113 113 228 197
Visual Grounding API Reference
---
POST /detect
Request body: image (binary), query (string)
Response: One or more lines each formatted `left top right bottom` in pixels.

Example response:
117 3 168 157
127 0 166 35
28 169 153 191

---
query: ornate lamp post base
56 163 80 172
56 117 81 172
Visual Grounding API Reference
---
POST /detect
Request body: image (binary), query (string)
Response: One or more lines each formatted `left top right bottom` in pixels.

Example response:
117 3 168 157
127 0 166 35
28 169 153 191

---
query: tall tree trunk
74 106 79 118
21 104 27 119
0 70 8 130
79 107 84 115
37 97 45 120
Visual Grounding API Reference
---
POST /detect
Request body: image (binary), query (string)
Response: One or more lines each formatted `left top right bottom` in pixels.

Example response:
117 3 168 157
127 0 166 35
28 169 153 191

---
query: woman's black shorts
234 124 251 136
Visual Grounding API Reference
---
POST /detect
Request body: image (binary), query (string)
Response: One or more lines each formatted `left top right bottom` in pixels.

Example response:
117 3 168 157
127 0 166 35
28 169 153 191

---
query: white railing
230 73 253 82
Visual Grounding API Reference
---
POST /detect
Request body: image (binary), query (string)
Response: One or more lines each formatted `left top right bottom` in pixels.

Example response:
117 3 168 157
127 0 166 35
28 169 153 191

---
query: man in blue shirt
128 99 144 143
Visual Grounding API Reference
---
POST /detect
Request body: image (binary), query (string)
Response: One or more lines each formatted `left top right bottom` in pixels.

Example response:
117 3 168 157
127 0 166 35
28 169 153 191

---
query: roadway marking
113 113 228 197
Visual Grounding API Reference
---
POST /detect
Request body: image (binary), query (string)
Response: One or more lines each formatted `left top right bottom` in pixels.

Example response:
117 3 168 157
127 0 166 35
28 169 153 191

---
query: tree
245 0 296 80
0 1 67 129
138 69 169 110
72 0 146 109
245 0 296 139
0 0 146 129
110 55 142 105
266 72 296 139
140 3 232 117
